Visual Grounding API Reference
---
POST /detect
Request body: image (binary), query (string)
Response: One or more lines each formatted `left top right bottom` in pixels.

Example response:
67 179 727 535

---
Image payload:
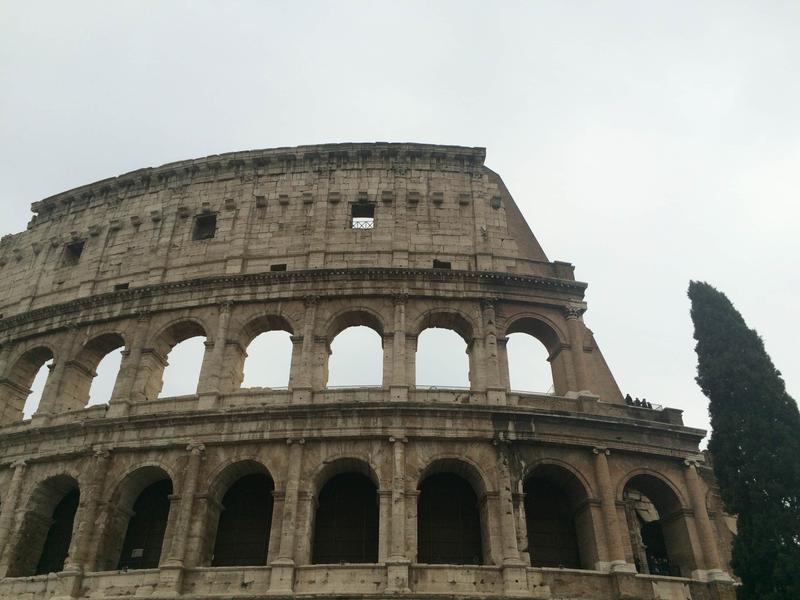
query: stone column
0 460 26 573
497 336 511 391
108 311 152 416
496 447 526 594
270 438 304 593
467 338 486 392
390 292 409 402
64 448 111 572
197 301 233 408
592 447 632 572
291 296 318 403
512 490 530 565
405 490 419 562
386 436 410 592
405 335 417 390
564 306 590 393
33 328 81 422
684 459 731 581
482 298 507 404
159 442 204 593
378 490 392 562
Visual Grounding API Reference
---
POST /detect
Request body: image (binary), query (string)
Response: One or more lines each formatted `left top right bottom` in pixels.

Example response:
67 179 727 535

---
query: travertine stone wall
0 144 735 600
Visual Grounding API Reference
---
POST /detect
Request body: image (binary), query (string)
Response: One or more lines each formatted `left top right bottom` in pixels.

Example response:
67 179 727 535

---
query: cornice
0 267 587 334
29 142 487 222
0 400 705 464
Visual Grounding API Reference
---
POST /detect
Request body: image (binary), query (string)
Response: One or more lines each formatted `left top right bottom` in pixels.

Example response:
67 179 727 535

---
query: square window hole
114 282 130 291
193 214 217 240
63 240 85 266
432 259 451 270
270 263 287 272
351 202 375 229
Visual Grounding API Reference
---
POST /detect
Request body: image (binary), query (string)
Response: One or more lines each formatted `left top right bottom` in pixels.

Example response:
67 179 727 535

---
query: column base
105 400 131 418
30 411 53 427
609 560 637 574
692 568 734 583
610 568 640 599
268 558 296 594
196 392 220 410
501 562 528 596
486 388 508 405
157 562 185 596
390 386 408 402
385 557 411 592
291 387 312 405
52 568 83 600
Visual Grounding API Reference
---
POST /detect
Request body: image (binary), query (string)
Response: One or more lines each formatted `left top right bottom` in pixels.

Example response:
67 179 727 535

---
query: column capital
303 294 320 307
186 441 206 455
563 305 586 320
93 446 112 460
388 436 408 444
286 437 305 446
392 291 409 305
136 310 152 322
218 300 233 314
683 455 705 469
480 296 499 310
592 446 611 456
10 458 27 470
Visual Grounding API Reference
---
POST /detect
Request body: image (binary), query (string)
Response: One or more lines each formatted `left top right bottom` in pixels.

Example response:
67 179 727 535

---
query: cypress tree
688 281 800 599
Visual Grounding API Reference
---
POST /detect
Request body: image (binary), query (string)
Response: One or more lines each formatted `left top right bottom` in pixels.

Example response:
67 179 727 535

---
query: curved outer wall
0 143 735 599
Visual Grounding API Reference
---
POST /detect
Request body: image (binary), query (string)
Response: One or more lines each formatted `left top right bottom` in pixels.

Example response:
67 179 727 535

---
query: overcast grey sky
3 2 798 436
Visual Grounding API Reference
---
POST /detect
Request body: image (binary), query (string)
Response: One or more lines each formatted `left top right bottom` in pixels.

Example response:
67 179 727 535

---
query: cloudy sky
2 2 797 436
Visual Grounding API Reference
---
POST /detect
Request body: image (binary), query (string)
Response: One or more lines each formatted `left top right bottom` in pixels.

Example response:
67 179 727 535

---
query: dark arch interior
312 473 378 564
35 488 80 575
212 473 274 566
118 479 172 570
624 475 692 577
524 476 581 568
418 473 483 565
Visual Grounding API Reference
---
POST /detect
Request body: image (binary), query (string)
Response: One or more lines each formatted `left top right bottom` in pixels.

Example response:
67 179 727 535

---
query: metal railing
351 218 375 229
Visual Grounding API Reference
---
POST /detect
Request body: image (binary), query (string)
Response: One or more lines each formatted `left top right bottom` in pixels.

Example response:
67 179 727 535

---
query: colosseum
0 143 736 600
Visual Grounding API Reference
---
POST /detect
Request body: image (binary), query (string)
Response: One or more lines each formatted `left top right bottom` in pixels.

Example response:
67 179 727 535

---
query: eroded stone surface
0 143 735 599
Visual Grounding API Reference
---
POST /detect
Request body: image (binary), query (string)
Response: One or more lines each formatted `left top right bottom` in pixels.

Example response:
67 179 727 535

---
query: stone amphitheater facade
0 143 736 600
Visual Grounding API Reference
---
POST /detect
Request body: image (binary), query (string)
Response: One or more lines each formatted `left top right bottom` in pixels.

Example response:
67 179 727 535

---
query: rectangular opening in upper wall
193 214 217 240
351 202 375 229
114 282 130 291
270 264 287 272
432 259 451 270
63 240 85 266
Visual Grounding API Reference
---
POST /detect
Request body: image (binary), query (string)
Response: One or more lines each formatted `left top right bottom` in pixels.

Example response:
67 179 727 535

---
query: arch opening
117 479 173 570
242 331 292 389
88 349 123 406
158 336 206 398
3 346 54 422
523 465 594 569
623 474 695 577
68 333 127 409
211 472 275 566
506 333 553 394
417 473 483 565
312 473 378 564
327 326 383 387
22 358 53 420
95 466 173 572
8 475 79 577
415 328 469 388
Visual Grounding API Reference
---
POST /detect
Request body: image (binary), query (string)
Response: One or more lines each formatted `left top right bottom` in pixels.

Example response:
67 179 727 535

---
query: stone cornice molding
0 267 586 336
29 143 488 224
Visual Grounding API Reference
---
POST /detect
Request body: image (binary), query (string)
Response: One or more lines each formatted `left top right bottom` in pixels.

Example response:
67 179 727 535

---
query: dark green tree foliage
688 281 800 599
